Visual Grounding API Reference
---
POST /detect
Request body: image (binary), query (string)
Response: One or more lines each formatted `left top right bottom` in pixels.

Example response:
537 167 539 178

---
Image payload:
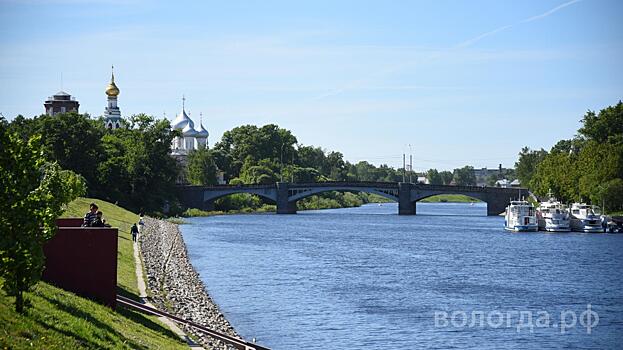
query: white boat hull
538 218 571 232
505 224 539 232
570 219 604 233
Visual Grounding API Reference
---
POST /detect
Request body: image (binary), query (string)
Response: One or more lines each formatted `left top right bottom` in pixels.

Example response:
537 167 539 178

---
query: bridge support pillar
485 188 529 216
398 182 416 215
276 182 297 214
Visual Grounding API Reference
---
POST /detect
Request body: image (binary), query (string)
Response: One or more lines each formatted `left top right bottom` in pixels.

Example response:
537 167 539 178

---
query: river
180 202 623 349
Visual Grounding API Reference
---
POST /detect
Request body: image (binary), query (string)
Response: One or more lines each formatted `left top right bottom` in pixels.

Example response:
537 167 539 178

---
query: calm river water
180 203 623 349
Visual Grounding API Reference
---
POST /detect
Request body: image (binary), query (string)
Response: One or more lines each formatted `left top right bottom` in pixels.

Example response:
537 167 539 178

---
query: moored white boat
536 197 570 232
504 200 538 232
569 203 604 233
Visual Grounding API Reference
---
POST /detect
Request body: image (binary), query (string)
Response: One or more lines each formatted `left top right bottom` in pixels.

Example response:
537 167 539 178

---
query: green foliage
239 158 278 184
283 165 321 183
598 179 623 212
525 101 623 212
486 173 499 186
420 194 481 203
529 150 578 202
7 113 179 214
215 193 264 211
515 147 548 187
0 281 188 350
576 141 623 204
7 113 104 192
186 147 218 186
0 123 85 313
426 169 443 185
98 114 179 213
439 170 453 185
452 165 477 186
214 124 297 179
297 191 364 210
578 101 623 144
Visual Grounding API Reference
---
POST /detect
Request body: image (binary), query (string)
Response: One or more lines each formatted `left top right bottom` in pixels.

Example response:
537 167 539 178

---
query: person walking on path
131 223 139 242
82 203 98 227
138 216 145 234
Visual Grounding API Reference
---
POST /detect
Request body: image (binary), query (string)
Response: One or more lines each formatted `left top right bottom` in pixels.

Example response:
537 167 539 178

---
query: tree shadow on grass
116 305 184 343
116 285 140 301
40 295 149 350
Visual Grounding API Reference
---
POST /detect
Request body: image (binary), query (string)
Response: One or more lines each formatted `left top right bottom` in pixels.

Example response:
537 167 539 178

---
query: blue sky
1 0 621 171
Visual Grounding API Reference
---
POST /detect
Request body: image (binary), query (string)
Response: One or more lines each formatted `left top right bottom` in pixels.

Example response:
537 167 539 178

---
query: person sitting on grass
82 202 98 227
91 211 111 227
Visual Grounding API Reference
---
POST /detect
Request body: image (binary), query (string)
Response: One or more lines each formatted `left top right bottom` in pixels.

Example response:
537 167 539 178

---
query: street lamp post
291 143 296 183
280 143 285 182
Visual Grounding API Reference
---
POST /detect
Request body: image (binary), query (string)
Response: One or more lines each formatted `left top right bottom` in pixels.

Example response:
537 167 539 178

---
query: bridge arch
287 186 399 203
413 191 488 203
204 189 277 204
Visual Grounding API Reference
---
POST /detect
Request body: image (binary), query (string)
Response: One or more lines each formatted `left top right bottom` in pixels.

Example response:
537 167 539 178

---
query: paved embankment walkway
138 217 239 350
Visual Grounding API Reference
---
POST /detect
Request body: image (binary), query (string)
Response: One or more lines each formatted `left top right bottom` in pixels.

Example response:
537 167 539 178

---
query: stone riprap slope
140 217 238 349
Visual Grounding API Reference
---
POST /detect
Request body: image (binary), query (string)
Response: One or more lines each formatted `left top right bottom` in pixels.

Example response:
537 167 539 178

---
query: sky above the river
1 0 621 171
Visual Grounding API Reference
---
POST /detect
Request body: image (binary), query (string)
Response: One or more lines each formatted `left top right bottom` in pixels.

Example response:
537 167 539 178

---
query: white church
170 97 209 155
101 68 222 183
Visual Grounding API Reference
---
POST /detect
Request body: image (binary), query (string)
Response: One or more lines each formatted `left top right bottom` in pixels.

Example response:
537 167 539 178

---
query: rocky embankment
140 217 238 349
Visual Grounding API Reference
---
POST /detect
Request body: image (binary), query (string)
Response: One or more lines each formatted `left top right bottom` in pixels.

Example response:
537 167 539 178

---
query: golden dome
105 68 120 97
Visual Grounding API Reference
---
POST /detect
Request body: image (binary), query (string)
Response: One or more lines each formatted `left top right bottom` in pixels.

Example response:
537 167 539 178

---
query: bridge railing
177 182 528 193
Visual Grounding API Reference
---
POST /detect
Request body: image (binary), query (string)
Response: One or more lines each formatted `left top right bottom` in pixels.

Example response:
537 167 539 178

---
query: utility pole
402 153 406 182
410 154 413 183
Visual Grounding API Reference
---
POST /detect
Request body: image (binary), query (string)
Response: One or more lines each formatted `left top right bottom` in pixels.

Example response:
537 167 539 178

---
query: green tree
576 141 623 204
439 170 453 185
214 124 297 178
515 147 548 186
486 173 499 187
8 113 104 196
239 158 278 184
452 166 476 186
187 147 218 186
0 121 86 313
283 165 321 183
98 114 178 212
578 101 623 144
598 179 623 212
529 151 578 202
426 169 443 185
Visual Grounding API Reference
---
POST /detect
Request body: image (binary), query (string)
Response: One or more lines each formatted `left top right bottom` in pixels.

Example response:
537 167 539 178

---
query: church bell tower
104 66 122 129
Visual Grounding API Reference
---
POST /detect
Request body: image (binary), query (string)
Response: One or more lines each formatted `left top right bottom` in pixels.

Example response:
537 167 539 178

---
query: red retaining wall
43 221 118 308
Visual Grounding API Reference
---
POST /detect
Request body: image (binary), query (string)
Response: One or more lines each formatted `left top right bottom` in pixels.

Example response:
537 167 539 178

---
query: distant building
103 66 122 129
44 91 79 115
474 164 509 186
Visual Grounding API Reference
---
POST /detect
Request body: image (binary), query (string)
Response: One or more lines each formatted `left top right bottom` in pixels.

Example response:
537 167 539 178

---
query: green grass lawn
0 197 188 349
419 194 482 203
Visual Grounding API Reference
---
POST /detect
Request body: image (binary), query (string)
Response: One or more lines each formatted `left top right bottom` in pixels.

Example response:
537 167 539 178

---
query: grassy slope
0 197 187 349
419 194 482 203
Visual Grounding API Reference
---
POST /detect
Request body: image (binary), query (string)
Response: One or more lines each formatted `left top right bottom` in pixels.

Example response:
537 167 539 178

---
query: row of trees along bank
7 112 521 215
514 101 623 213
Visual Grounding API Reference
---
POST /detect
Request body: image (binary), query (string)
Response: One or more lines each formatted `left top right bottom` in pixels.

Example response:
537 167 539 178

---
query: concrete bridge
177 182 530 216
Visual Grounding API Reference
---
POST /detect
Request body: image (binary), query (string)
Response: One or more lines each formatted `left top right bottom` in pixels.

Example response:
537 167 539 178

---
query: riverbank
140 217 238 349
1 197 188 349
